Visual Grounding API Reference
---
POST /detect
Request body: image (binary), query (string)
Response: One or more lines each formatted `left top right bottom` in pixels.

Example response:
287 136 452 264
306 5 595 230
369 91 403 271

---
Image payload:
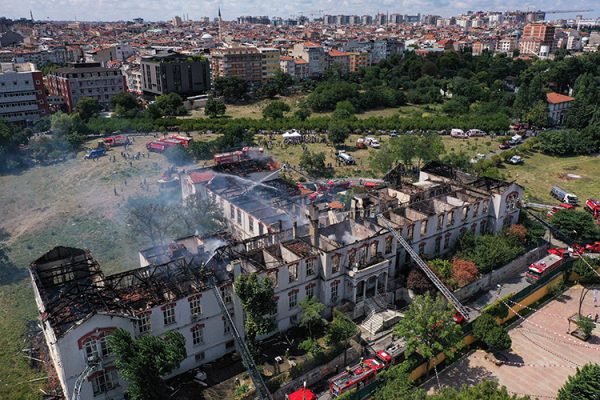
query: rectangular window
84 338 99 361
444 233 451 250
189 297 202 320
463 206 469 220
385 236 393 254
471 223 477 234
337 254 345 272
435 236 442 253
163 304 176 326
448 210 455 225
92 369 118 395
192 325 204 346
418 242 426 257
331 281 339 303
137 313 151 335
482 201 489 214
258 223 264 235
437 215 444 229
224 320 231 335
220 286 232 304
288 291 297 309
288 263 298 282
480 220 487 233
98 336 109 358
230 204 235 218
236 209 242 225
249 217 254 233
305 285 314 299
306 258 315 277
406 225 414 241
420 220 428 235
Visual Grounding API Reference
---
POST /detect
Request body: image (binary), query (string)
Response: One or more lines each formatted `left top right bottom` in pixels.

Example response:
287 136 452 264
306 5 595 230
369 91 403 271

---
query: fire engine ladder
377 214 471 321
208 275 272 400
71 359 99 400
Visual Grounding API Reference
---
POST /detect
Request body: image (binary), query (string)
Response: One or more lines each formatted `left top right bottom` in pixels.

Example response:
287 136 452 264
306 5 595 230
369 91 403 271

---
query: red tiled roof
189 171 214 184
280 55 293 61
328 49 349 57
294 59 308 64
546 92 575 104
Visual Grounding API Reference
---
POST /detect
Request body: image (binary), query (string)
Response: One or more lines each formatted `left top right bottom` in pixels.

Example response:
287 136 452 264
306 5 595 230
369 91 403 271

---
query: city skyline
3 0 598 22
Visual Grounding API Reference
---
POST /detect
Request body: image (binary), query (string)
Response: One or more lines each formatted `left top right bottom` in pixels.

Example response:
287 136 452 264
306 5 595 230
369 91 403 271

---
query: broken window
346 251 354 270
437 215 444 230
189 296 202 320
370 241 378 259
236 209 242 225
224 320 231 335
471 223 477 234
92 369 118 396
305 258 315 277
444 233 451 250
448 210 455 225
385 236 393 254
333 254 342 273
249 217 254 233
305 284 314 299
418 242 426 257
480 220 487 233
420 220 428 236
331 281 339 303
435 236 442 253
83 338 99 361
406 224 414 241
288 263 298 282
463 206 469 220
163 304 176 326
220 286 232 304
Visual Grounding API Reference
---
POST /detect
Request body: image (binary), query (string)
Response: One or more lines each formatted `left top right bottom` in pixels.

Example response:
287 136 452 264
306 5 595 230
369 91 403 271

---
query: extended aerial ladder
207 271 272 400
377 214 471 321
71 358 99 400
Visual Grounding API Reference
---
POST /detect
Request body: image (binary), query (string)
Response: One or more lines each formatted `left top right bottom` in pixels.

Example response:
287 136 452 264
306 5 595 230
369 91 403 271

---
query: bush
429 259 453 279
505 224 528 245
576 316 595 337
473 313 512 351
482 294 511 319
457 233 524 274
406 268 435 294
451 258 479 287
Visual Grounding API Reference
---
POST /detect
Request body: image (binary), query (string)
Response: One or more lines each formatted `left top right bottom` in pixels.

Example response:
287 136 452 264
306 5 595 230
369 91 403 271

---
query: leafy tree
126 195 183 245
108 328 186 400
473 313 512 352
299 150 328 177
429 259 453 280
214 76 249 103
299 337 323 358
326 310 358 365
335 100 357 116
428 380 530 400
415 133 445 167
327 119 350 147
76 97 102 121
294 106 311 121
551 210 599 243
451 258 478 287
505 224 528 245
457 233 524 274
374 361 426 400
155 93 186 116
571 257 600 284
576 316 595 337
179 193 226 235
188 140 213 160
442 96 470 115
406 268 435 294
394 293 463 377
111 92 140 117
262 100 290 120
523 101 549 128
234 273 276 346
369 140 399 175
204 96 227 118
557 363 600 400
216 125 254 150
299 296 326 337
50 112 87 148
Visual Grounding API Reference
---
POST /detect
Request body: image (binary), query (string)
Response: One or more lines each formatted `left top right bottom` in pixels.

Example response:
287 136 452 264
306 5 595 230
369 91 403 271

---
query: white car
470 153 486 164
508 155 523 164
369 139 381 148
467 129 487 137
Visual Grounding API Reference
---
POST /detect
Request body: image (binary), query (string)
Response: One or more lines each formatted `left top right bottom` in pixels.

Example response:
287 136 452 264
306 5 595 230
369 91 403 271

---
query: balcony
348 254 389 279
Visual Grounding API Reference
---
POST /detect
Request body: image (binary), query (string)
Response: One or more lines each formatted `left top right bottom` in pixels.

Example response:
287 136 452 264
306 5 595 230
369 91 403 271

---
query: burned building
30 162 523 399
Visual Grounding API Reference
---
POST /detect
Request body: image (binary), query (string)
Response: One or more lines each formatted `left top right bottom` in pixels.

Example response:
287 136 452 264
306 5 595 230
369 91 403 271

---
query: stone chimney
307 204 319 248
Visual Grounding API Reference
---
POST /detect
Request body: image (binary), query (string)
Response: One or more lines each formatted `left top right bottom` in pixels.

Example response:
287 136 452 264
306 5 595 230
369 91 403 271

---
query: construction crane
377 214 471 321
204 261 272 400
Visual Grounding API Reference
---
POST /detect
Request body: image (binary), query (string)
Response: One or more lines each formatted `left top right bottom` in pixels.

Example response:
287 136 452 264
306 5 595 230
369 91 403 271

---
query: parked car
467 129 487 137
369 139 381 148
508 155 523 164
470 153 486 163
499 141 511 150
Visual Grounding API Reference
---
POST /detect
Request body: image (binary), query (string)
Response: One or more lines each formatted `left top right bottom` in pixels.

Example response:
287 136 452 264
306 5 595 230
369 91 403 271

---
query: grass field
503 152 600 203
0 135 176 399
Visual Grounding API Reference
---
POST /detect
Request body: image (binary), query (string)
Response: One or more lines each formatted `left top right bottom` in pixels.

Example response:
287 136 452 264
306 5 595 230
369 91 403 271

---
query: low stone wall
272 346 360 400
454 243 550 302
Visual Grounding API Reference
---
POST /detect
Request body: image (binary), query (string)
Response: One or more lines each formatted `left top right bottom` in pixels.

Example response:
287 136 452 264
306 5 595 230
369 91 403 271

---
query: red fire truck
213 147 264 166
374 343 405 368
328 358 386 397
168 135 192 148
103 134 131 147
146 138 183 153
585 199 600 220
526 251 568 283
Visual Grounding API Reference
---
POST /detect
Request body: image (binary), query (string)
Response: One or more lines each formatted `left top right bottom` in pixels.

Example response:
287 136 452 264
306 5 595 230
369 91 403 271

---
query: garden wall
453 243 550 302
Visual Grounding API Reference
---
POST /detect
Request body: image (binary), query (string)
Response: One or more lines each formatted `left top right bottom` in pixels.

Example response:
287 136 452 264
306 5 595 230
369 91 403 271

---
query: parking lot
423 285 600 399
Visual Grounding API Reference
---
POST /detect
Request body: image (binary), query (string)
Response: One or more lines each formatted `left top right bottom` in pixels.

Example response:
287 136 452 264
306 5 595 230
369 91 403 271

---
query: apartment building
210 46 263 88
348 52 370 73
495 38 517 54
258 47 281 81
0 62 48 124
46 62 126 112
141 52 210 97
326 50 350 75
85 44 135 67
520 23 556 56
279 56 309 80
289 42 326 77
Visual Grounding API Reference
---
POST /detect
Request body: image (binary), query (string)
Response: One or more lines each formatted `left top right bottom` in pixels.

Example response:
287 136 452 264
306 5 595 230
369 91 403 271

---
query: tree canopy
234 273 276 345
557 363 600 400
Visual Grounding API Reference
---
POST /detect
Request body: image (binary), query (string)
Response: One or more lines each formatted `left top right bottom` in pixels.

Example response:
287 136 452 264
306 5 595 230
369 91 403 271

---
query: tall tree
204 96 227 118
473 313 512 352
110 92 140 117
180 193 226 235
394 293 463 377
127 195 183 245
155 93 186 116
262 100 290 120
374 361 426 400
557 363 600 400
299 150 329 178
76 97 102 121
428 380 530 400
326 310 358 365
108 329 186 400
299 296 326 337
234 273 276 347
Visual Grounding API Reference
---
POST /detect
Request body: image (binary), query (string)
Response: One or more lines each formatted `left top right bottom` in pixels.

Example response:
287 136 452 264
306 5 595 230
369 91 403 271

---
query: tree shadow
0 229 28 285
427 364 496 391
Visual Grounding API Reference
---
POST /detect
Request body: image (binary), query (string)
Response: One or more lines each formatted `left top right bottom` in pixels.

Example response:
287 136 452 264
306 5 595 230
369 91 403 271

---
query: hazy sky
3 0 597 21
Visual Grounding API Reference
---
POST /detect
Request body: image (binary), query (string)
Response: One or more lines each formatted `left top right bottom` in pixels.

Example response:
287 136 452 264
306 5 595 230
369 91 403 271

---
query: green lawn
503 152 600 204
442 136 501 157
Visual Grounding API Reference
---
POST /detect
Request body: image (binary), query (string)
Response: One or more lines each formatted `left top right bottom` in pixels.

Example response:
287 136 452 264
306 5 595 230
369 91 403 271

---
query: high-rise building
258 48 281 81
0 62 48 124
141 52 210 97
520 23 556 56
210 46 263 87
46 62 126 112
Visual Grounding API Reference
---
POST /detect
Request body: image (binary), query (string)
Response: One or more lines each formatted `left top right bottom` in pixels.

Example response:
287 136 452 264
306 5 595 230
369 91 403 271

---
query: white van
450 129 467 138
337 152 356 165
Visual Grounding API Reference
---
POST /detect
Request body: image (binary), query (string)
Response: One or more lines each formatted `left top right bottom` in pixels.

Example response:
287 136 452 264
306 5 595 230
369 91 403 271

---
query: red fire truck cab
328 358 385 397
585 199 600 220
